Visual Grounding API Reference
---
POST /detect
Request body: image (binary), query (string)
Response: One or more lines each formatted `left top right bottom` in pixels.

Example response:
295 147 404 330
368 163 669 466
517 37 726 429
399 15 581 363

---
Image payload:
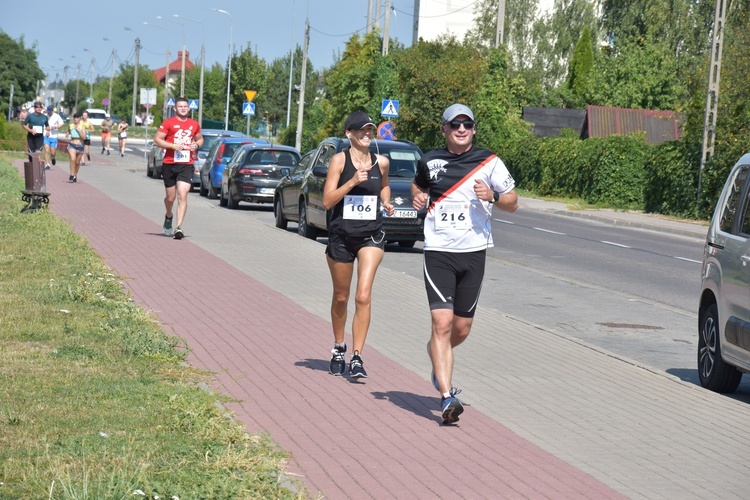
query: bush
643 140 701 218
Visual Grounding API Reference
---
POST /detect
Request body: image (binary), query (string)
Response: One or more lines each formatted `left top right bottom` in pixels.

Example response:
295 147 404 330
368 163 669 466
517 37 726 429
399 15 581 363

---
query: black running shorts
326 230 386 263
423 249 486 318
162 164 194 188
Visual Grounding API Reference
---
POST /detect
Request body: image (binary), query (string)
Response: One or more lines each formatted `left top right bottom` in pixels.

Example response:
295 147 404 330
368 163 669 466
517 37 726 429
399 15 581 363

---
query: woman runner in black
323 111 395 378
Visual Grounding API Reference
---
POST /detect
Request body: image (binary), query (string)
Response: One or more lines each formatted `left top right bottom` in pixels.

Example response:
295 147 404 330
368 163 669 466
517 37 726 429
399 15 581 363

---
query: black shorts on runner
27 135 44 153
423 249 486 318
162 164 194 188
326 230 386 263
83 138 91 146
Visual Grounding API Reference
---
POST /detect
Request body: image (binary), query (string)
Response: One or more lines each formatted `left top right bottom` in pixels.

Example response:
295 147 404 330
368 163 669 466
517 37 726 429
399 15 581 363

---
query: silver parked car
699 153 750 393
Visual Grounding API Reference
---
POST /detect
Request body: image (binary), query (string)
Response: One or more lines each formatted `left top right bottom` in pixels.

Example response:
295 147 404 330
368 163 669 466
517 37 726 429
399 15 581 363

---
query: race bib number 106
344 195 377 220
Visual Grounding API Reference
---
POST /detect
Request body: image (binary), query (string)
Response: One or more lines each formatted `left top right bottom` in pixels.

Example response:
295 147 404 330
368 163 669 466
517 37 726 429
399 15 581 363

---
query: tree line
2 0 748 216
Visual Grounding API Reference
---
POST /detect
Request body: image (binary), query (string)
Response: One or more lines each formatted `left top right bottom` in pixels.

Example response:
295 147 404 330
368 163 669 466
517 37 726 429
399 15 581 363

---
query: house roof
153 50 195 83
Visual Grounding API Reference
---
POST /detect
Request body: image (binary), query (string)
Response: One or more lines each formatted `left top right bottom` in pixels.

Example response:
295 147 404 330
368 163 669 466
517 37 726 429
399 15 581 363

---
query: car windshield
245 150 299 167
383 148 420 177
202 136 222 152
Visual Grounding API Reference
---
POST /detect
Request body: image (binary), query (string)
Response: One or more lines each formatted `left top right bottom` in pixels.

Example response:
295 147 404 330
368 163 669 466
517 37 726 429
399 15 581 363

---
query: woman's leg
350 246 385 354
326 256 354 345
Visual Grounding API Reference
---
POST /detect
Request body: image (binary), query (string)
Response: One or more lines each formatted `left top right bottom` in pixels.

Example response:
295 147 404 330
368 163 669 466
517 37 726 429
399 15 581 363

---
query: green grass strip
0 154 305 499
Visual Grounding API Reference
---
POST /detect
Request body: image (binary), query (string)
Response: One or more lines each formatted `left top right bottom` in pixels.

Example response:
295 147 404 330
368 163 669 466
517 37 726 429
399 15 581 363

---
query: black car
220 144 301 209
273 138 425 247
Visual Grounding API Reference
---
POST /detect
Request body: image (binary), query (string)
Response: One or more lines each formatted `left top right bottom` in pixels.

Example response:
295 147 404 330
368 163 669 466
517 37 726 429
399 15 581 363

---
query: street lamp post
142 22 171 118
83 48 94 106
124 27 141 127
174 14 205 124
213 8 233 130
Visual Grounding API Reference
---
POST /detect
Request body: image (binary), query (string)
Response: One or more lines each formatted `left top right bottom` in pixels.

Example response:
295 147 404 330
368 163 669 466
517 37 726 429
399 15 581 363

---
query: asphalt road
80 151 749 392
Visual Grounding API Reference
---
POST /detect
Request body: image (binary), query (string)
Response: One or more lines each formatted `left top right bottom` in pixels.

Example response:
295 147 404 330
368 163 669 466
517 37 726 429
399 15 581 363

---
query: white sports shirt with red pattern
414 145 515 252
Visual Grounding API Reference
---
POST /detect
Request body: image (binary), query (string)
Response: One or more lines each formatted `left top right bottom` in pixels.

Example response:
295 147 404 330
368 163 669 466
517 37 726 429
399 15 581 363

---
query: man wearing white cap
412 103 518 425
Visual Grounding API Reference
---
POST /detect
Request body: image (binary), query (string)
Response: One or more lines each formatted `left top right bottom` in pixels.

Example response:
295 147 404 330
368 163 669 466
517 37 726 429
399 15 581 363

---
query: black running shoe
45 164 51 170
87 153 91 161
72 177 77 183
173 227 184 239
68 175 74 182
349 353 367 379
329 345 346 375
441 390 464 425
107 150 110 156
51 157 56 165
101 148 105 154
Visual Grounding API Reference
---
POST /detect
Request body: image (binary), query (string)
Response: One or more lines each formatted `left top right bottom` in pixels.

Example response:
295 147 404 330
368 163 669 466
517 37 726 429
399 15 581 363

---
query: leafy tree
0 31 45 116
320 31 383 137
265 47 318 140
228 45 267 132
185 63 230 123
566 25 594 108
108 63 158 124
393 36 485 150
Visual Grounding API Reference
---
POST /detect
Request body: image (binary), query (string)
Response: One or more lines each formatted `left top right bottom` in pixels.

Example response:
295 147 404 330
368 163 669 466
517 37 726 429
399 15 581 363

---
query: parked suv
274 138 425 247
698 153 750 393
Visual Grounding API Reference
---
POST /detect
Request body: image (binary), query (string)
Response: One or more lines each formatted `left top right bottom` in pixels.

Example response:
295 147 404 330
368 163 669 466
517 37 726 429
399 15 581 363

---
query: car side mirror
280 167 291 177
198 152 208 160
221 157 229 164
312 165 328 177
146 140 154 148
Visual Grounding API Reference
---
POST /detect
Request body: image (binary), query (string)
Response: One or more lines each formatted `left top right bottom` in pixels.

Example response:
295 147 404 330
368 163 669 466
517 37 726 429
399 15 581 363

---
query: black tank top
327 149 384 237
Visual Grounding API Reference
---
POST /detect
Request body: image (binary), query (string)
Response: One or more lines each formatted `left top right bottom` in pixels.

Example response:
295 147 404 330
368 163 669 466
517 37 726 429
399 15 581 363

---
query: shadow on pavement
371 390 441 424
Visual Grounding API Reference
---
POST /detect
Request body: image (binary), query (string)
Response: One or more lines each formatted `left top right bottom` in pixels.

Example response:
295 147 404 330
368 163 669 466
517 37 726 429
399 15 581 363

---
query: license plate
260 188 275 194
389 210 417 218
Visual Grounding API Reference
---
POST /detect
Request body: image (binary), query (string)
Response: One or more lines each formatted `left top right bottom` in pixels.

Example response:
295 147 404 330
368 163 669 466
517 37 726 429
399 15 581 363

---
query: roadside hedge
505 133 649 210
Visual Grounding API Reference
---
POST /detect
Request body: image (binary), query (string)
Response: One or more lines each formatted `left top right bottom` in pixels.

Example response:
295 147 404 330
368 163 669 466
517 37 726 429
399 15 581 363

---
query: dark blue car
199 137 269 199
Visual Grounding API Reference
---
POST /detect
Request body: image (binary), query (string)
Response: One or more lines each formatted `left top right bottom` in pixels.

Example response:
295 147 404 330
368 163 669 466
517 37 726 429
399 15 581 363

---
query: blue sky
2 0 417 84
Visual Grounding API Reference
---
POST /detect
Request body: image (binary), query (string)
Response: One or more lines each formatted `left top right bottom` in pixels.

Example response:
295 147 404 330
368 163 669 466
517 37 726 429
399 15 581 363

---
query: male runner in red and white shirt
412 103 518 424
153 97 204 239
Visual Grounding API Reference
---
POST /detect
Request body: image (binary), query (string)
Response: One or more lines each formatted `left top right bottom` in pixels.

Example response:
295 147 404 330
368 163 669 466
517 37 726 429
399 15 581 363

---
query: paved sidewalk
19 158 750 499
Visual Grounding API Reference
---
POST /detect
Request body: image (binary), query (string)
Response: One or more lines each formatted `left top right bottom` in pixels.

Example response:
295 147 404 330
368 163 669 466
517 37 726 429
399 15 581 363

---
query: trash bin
21 151 50 213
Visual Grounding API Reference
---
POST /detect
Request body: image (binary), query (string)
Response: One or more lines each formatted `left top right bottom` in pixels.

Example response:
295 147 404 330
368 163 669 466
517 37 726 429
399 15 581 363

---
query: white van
85 108 108 126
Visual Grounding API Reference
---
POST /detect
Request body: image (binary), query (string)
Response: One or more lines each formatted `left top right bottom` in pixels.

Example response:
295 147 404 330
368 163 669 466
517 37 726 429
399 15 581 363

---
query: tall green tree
228 45 267 132
321 31 384 137
394 37 486 150
264 46 318 139
566 25 594 108
108 63 157 124
185 63 229 123
0 31 45 116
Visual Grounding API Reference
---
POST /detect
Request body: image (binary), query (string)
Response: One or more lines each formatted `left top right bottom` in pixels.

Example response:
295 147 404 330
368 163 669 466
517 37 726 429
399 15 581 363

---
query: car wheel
227 183 239 209
199 179 208 197
698 303 742 393
397 241 416 248
219 183 228 207
207 177 219 199
274 195 288 229
298 200 319 239
146 158 154 178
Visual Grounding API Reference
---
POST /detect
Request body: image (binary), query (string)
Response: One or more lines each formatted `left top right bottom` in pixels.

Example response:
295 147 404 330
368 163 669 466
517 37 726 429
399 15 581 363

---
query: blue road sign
381 99 399 118
377 121 396 141
242 102 256 116
165 97 176 108
188 99 199 110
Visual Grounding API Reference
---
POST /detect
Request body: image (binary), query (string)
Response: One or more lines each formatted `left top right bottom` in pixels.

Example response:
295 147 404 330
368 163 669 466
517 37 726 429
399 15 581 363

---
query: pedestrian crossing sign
381 99 399 118
166 97 176 108
242 102 256 116
188 99 199 110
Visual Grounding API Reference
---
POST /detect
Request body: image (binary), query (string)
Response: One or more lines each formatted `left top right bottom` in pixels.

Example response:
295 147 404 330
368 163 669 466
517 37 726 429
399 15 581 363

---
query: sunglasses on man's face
447 119 475 130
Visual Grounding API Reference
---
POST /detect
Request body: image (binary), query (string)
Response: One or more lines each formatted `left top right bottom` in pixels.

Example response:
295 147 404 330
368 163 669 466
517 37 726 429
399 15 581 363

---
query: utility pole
382 0 391 56
199 44 205 124
132 37 140 127
495 0 506 47
75 64 81 111
366 0 373 33
108 49 116 114
164 48 170 118
295 19 309 152
8 84 14 121
180 46 187 97
89 58 95 103
697 0 728 203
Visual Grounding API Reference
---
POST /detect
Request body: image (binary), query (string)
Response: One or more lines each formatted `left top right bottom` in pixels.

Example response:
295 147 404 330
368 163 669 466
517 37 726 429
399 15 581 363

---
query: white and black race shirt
414 145 515 252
